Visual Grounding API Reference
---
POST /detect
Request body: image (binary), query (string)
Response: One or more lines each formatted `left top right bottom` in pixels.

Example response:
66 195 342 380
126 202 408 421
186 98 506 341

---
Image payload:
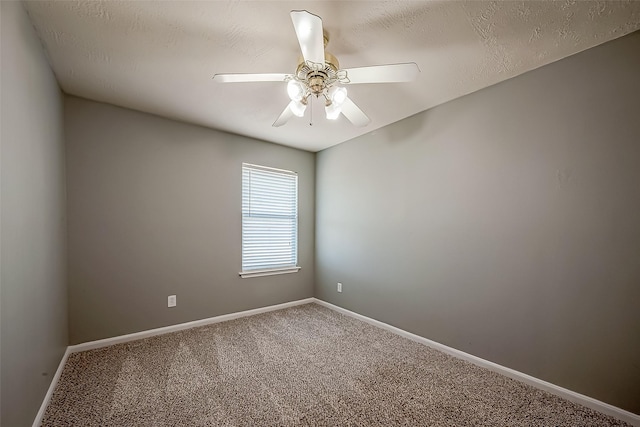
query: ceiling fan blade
341 97 371 127
341 63 420 84
213 73 289 83
273 102 295 127
290 10 325 66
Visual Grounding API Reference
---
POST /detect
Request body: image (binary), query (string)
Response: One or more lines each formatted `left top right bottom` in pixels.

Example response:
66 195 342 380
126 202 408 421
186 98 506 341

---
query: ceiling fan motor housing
295 51 340 97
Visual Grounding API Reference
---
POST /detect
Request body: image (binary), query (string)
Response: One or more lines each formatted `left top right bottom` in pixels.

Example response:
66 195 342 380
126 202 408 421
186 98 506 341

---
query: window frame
239 163 300 278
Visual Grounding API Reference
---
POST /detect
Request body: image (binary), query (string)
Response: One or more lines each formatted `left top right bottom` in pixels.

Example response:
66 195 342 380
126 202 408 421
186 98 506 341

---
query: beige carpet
42 303 629 426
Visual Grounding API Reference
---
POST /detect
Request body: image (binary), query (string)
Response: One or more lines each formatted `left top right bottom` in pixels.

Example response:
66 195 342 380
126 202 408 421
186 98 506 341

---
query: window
240 163 300 278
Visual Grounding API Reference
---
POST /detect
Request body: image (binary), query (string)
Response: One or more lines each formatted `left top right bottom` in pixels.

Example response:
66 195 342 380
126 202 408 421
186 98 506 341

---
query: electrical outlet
337 282 342 293
168 295 176 307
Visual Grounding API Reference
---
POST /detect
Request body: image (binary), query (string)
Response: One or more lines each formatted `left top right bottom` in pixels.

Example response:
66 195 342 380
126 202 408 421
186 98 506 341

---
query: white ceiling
24 1 640 152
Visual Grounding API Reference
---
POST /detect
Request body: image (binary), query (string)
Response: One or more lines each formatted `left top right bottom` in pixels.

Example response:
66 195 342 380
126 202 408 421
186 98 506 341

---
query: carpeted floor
42 303 629 426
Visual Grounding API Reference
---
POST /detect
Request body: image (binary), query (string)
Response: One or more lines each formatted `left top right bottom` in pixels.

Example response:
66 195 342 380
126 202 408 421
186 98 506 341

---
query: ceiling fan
213 10 420 128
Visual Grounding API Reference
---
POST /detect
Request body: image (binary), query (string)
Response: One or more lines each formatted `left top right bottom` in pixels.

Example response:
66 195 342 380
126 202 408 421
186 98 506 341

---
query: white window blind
241 163 299 277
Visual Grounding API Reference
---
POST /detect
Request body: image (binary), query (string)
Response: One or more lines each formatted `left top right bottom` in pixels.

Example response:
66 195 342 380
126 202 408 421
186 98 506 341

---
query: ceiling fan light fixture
329 86 347 106
287 80 305 101
325 102 341 120
289 99 307 117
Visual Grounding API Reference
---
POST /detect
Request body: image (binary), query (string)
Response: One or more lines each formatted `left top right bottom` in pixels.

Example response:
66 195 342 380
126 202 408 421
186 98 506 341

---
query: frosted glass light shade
287 80 305 101
332 87 347 106
289 100 307 117
325 103 341 120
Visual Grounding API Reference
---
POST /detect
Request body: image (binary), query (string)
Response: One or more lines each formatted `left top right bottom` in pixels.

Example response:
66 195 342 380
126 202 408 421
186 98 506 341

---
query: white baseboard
32 347 71 427
312 298 640 427
68 298 316 353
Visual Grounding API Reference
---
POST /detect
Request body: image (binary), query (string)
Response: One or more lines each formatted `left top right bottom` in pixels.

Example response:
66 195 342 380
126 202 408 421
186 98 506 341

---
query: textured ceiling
24 1 640 152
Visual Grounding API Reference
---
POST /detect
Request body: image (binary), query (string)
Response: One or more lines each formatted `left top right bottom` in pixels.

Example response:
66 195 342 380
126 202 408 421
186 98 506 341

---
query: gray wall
315 31 640 413
65 97 315 344
1 2 68 426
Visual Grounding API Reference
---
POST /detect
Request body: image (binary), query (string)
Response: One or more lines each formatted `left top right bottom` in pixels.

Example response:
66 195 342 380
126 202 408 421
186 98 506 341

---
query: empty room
2 1 639 426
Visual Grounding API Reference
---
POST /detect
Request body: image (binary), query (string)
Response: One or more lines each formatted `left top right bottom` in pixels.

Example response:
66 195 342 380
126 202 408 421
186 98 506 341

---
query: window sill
239 266 301 279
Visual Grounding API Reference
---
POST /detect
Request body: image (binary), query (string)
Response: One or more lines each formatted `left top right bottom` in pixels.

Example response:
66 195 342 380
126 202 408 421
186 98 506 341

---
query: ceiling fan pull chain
309 97 313 126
